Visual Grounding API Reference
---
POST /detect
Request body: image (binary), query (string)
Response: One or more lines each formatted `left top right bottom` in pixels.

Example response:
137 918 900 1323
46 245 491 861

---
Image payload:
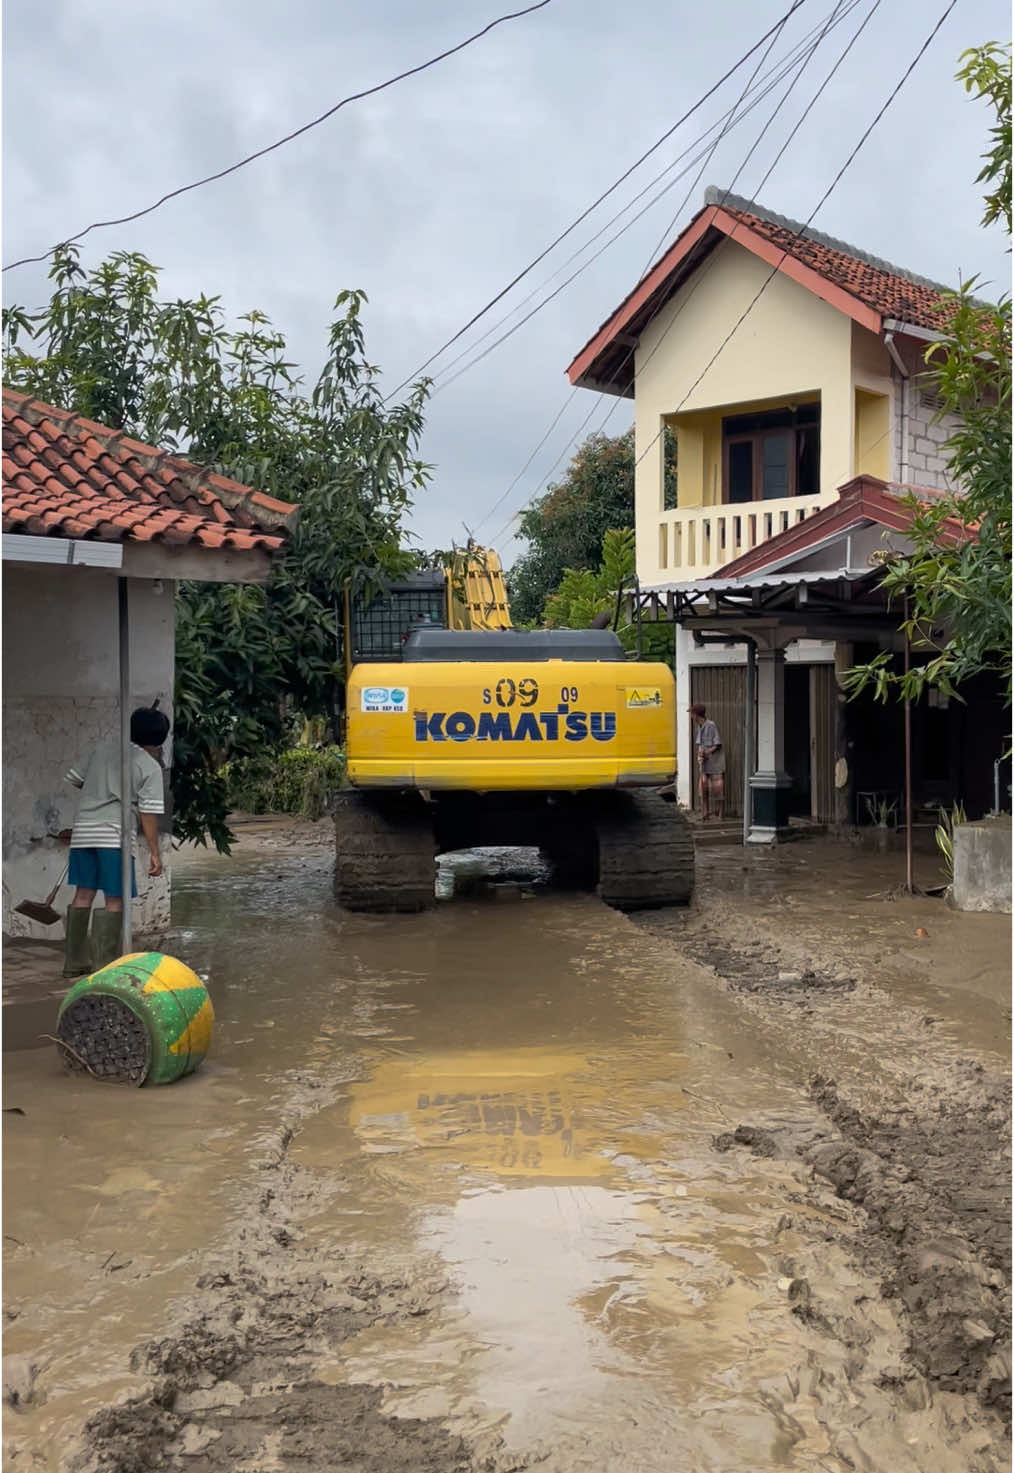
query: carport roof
2 389 298 553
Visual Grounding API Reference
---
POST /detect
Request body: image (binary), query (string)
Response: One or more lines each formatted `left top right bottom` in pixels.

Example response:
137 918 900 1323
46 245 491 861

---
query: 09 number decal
481 676 540 708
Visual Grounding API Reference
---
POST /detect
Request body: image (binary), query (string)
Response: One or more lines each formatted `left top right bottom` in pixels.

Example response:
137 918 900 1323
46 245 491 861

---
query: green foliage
507 427 677 624
844 46 1012 712
956 43 1011 234
935 800 967 878
223 746 346 821
4 248 430 850
542 527 672 661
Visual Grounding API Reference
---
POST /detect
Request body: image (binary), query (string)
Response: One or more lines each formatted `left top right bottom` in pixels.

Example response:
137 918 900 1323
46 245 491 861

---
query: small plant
864 796 898 828
222 746 345 821
935 800 967 878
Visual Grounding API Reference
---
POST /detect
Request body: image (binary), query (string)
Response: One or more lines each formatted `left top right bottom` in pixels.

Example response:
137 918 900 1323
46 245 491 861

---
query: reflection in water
348 1048 607 1179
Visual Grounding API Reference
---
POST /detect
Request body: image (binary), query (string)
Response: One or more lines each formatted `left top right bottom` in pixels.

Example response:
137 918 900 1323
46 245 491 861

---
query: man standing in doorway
690 703 725 821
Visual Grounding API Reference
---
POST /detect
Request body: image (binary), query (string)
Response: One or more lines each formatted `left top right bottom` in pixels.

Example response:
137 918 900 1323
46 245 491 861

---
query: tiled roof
713 191 956 333
2 389 297 553
567 189 961 395
714 476 972 579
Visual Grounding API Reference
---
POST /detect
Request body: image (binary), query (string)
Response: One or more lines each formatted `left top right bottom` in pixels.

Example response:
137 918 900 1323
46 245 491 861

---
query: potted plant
865 795 898 851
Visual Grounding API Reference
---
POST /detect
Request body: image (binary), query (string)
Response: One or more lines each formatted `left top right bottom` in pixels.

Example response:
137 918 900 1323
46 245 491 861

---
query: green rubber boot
91 910 125 972
62 907 93 978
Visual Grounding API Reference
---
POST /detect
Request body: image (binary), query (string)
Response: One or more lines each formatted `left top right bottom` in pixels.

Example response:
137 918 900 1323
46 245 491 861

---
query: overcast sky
4 0 1010 558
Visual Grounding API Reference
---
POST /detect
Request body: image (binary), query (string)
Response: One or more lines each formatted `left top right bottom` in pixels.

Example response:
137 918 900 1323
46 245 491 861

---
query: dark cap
689 703 706 717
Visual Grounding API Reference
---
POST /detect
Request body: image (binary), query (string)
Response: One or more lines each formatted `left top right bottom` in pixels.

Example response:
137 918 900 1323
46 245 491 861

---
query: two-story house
567 188 1004 837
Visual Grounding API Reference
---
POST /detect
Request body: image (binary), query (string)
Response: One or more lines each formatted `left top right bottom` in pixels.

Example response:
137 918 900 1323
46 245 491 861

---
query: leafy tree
542 528 673 661
507 426 677 624
4 248 430 848
844 44 1012 708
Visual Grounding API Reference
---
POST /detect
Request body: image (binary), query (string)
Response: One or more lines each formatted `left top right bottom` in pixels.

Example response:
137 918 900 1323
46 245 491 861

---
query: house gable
567 188 956 397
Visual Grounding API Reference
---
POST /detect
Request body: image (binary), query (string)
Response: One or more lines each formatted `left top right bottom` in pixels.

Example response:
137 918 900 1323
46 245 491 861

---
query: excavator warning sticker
625 687 662 709
361 686 408 714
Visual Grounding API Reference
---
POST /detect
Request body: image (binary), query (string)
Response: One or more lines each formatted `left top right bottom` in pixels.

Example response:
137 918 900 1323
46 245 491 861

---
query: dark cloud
4 0 1009 553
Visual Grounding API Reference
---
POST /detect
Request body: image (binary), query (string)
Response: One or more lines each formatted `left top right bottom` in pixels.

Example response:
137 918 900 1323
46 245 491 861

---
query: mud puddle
3 829 1009 1471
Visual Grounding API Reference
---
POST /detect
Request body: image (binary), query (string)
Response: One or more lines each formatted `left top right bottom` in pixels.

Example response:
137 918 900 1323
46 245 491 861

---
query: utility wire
383 0 812 401
489 0 887 546
632 0 958 473
436 0 864 394
478 0 862 543
582 0 864 428
2 0 555 275
439 0 861 400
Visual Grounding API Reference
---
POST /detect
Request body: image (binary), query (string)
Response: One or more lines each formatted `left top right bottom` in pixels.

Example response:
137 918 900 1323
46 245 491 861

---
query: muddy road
3 822 1010 1472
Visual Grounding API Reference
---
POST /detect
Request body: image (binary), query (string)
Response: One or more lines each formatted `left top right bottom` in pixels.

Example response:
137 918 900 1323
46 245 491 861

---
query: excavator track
595 791 695 911
334 791 436 913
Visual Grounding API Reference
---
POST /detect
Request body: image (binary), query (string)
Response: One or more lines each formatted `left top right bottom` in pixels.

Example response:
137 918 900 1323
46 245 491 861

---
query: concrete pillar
674 624 693 808
747 646 792 843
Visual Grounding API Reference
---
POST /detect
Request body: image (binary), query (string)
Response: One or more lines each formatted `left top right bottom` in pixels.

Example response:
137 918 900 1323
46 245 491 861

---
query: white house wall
3 567 174 940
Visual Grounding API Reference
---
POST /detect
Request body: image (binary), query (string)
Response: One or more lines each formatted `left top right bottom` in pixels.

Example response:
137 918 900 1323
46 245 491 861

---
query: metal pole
118 578 133 956
903 601 913 895
743 640 756 846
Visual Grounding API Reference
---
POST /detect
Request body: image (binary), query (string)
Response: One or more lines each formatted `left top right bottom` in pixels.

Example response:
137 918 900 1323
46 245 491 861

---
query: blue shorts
68 848 137 899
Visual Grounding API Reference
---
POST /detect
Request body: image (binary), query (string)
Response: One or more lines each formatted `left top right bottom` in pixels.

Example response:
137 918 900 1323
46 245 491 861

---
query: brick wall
898 379 963 492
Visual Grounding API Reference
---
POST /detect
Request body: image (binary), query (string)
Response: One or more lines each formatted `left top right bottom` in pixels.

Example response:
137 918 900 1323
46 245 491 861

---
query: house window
722 405 820 503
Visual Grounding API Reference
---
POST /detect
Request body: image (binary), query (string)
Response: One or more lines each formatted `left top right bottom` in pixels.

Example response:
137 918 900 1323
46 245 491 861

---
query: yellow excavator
335 546 693 912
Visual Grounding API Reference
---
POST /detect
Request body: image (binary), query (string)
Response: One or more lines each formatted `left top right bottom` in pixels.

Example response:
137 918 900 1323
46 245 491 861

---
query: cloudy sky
4 0 1009 557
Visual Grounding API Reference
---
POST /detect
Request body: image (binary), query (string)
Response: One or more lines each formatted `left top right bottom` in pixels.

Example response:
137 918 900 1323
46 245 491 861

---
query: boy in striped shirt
63 707 170 976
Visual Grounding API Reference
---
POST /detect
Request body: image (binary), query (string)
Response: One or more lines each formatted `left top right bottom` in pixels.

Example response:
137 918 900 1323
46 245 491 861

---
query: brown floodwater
2 836 1002 1471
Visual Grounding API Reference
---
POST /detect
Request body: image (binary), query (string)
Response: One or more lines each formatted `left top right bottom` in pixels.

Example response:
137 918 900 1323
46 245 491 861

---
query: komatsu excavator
334 547 693 912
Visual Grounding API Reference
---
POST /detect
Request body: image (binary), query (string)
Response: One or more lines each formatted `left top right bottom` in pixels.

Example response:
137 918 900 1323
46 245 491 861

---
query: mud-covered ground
637 838 1012 1431
3 819 1010 1472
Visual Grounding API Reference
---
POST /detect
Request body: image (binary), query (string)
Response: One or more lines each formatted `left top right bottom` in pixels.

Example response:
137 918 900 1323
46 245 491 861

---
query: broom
15 863 70 927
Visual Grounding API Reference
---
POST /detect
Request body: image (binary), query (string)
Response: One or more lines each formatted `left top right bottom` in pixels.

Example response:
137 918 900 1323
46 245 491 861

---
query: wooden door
690 665 747 817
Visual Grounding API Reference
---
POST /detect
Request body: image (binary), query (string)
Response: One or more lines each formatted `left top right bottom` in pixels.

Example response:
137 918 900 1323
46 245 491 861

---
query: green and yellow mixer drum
56 952 214 1086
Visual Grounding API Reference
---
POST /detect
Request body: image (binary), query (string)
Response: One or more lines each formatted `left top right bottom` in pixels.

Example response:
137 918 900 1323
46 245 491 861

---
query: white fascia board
2 534 123 568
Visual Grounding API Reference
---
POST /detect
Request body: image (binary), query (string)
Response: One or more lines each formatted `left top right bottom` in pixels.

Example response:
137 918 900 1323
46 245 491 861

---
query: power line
584 0 868 424
633 0 958 473
2 0 556 275
437 0 864 395
383 0 812 401
438 0 861 400
480 0 868 546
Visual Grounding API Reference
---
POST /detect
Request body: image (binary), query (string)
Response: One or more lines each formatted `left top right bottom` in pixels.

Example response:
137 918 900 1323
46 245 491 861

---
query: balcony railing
654 490 837 582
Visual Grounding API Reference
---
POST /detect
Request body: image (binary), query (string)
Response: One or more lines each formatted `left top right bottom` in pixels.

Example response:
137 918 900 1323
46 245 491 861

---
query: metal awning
633 567 898 639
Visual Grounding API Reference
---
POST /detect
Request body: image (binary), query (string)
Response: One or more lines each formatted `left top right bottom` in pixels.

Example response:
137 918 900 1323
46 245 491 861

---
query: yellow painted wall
669 394 820 509
634 238 854 582
854 389 890 479
850 322 896 482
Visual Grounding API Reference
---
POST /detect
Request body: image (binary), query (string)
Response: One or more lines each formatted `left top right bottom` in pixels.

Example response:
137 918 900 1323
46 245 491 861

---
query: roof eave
566 206 888 392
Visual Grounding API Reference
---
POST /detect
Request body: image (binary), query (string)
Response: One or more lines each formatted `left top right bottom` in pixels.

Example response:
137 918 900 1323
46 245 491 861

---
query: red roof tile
568 190 961 396
2 389 298 555
715 476 972 579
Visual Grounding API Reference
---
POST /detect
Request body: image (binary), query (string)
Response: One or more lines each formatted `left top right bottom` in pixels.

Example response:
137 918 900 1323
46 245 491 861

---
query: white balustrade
654 491 836 582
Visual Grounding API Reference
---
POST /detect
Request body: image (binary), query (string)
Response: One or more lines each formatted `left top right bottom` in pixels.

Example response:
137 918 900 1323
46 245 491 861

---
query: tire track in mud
635 908 1012 1444
66 1070 532 1473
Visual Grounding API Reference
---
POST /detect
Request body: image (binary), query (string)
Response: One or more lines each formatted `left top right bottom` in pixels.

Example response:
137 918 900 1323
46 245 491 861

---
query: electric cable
436 0 865 393
468 0 850 540
490 0 894 547
3 0 556 274
632 0 958 474
478 0 870 544
383 0 812 401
